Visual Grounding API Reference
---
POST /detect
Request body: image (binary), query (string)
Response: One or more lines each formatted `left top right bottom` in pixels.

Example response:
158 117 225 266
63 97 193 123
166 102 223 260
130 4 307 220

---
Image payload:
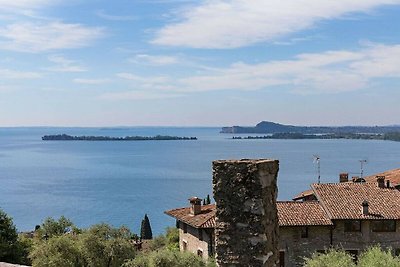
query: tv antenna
359 159 367 179
313 155 321 184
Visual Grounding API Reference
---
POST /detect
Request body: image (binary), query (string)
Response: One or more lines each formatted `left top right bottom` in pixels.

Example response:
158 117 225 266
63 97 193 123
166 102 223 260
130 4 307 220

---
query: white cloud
153 0 400 48
0 0 53 11
130 54 179 65
0 22 105 53
176 44 400 94
0 68 42 79
95 10 137 21
99 91 182 100
73 78 110 85
47 55 87 72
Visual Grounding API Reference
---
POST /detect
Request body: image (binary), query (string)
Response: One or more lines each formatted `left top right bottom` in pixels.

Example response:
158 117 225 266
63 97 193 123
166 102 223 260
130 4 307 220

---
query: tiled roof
164 204 216 229
312 182 400 220
365 168 400 186
165 202 333 228
277 201 333 226
292 189 314 201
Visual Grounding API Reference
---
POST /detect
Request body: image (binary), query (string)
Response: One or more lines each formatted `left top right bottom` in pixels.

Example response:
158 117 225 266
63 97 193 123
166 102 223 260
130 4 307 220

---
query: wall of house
178 221 213 260
279 226 331 267
332 220 400 254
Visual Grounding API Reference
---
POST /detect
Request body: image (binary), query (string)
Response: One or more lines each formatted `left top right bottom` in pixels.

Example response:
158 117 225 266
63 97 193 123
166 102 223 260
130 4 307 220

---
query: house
165 175 400 267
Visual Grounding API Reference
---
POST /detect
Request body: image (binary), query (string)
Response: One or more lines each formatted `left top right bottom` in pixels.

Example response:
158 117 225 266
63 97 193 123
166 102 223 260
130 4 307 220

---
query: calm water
1 127 400 234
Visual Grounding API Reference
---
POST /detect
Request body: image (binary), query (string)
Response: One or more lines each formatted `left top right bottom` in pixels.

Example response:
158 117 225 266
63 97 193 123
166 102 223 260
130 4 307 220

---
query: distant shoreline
42 134 197 141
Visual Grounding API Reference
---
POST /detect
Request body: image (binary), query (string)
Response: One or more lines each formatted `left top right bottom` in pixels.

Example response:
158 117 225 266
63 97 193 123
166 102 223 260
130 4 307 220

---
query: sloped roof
292 189 315 201
166 201 333 228
312 182 400 220
365 168 400 186
164 204 216 229
277 201 333 226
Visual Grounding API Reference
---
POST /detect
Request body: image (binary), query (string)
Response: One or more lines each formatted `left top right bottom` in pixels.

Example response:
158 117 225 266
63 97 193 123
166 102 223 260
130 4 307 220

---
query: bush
0 209 21 263
358 246 400 267
304 249 356 267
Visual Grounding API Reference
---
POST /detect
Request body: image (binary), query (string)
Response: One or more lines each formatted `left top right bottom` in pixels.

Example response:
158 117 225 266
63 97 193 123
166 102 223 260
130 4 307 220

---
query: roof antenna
313 155 321 184
359 159 367 179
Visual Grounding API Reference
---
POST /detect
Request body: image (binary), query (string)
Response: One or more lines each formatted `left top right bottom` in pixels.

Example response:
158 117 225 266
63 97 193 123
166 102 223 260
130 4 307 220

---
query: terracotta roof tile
365 168 400 186
164 204 216 229
165 202 333 228
312 182 400 220
292 189 314 201
277 201 333 226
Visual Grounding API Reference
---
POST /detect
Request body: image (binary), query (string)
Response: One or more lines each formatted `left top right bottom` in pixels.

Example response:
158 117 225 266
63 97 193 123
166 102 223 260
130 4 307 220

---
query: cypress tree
140 214 153 240
206 194 211 205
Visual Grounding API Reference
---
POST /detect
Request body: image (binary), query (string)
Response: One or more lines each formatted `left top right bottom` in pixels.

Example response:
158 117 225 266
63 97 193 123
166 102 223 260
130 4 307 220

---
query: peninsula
221 121 400 134
42 134 197 141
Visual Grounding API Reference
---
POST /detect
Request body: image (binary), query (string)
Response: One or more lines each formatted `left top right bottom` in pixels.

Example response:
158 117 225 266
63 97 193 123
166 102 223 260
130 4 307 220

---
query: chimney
189 197 202 215
386 180 391 188
339 173 349 183
362 200 369 215
376 176 385 188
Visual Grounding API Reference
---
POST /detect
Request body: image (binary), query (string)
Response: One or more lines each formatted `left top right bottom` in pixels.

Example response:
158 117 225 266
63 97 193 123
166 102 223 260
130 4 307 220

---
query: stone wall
279 226 332 267
212 159 279 267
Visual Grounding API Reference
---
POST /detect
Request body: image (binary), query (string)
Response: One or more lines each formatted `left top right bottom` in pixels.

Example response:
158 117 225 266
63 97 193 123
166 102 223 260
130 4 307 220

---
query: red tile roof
164 204 216 229
165 201 332 228
277 201 333 226
365 168 400 186
312 182 400 220
292 189 315 201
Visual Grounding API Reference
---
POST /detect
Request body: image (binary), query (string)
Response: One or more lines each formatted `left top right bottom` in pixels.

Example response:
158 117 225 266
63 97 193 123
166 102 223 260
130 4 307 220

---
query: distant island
221 121 400 134
42 134 197 141
232 132 400 142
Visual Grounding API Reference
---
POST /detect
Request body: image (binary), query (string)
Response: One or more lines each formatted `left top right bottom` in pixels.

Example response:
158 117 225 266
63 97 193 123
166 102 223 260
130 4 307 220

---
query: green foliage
304 249 356 267
140 214 153 240
79 223 135 267
30 235 83 267
165 227 179 251
122 248 209 267
0 209 21 263
206 195 211 205
30 220 136 267
358 246 400 267
37 216 75 239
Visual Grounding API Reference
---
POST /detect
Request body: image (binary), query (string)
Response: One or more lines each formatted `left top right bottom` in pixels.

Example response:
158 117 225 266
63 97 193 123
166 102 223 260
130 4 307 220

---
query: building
165 175 400 266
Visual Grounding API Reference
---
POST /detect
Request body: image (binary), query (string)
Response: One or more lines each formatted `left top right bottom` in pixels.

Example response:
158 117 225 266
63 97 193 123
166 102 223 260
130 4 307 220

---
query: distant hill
221 121 400 134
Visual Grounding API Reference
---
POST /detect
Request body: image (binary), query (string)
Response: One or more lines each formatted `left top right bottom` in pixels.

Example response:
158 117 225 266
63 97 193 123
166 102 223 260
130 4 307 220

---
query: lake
1 127 399 234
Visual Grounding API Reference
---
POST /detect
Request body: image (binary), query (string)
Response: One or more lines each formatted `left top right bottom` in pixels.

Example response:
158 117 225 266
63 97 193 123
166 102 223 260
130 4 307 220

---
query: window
344 220 362 232
182 240 187 251
279 251 285 267
183 223 187 233
197 249 203 258
198 229 203 241
301 227 308 238
371 220 396 232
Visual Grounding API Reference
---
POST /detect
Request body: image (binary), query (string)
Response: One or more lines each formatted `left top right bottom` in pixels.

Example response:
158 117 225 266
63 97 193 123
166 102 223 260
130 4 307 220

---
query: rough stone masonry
212 159 279 267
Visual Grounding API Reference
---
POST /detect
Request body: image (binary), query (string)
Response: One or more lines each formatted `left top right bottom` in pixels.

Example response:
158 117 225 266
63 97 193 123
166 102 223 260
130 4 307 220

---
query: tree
30 235 84 267
140 214 153 240
304 249 356 267
358 246 400 267
0 209 20 263
37 216 75 239
206 195 211 205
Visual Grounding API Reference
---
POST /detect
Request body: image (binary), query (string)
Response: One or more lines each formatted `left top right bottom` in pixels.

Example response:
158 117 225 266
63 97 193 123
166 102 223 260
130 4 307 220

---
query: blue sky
1 0 400 126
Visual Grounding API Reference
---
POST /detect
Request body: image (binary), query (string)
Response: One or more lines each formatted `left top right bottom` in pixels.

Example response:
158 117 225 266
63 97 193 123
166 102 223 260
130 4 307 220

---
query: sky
1 0 400 127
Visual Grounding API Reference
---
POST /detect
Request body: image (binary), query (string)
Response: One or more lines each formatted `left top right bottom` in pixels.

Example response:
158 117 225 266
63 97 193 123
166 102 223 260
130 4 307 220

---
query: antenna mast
313 155 321 184
359 159 367 179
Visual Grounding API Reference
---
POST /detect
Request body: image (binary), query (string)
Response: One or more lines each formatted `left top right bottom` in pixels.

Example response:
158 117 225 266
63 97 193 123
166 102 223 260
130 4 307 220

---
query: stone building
165 175 400 266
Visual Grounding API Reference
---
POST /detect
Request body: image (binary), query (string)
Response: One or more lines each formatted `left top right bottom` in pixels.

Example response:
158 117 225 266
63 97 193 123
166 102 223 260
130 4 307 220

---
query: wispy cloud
0 22 105 53
73 78 110 85
153 0 400 48
0 68 42 79
99 91 183 100
95 10 137 21
176 44 400 94
47 55 87 72
129 54 180 65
